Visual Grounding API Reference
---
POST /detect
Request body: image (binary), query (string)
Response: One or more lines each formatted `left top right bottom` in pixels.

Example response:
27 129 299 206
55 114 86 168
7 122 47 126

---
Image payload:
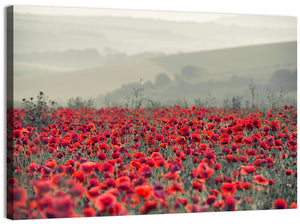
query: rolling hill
14 41 297 106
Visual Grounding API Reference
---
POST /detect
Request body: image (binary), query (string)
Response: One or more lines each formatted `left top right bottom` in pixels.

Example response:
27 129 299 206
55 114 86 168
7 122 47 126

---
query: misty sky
14 6 234 23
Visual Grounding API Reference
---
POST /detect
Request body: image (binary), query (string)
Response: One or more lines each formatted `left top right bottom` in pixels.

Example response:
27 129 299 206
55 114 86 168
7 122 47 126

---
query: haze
13 6 297 107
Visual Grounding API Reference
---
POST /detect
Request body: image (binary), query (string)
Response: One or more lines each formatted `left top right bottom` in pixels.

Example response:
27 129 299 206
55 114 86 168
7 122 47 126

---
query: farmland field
7 103 297 219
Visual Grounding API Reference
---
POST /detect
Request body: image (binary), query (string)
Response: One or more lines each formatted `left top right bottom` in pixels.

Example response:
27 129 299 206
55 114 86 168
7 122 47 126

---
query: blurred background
13 6 297 108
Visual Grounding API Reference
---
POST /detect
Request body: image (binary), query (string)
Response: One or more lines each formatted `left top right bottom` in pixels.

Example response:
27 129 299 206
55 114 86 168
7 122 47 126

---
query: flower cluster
7 105 297 219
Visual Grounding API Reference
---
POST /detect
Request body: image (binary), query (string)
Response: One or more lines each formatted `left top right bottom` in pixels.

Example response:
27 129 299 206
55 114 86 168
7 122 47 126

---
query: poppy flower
94 193 115 212
269 179 275 185
34 180 53 195
273 198 287 209
135 184 152 199
193 162 214 180
97 153 107 161
290 202 297 209
233 125 244 133
253 175 268 185
220 138 230 146
83 207 96 217
239 156 248 164
204 151 216 160
285 170 293 176
86 186 100 201
69 183 85 197
220 183 236 195
168 182 184 194
253 159 265 168
116 176 131 191
53 194 74 218
138 165 152 178
225 196 236 211
243 137 253 145
213 200 225 211
234 134 243 144
27 162 39 173
12 187 27 207
205 195 216 205
240 182 253 190
214 163 221 171
139 201 157 214
79 161 96 174
164 172 180 181
72 171 85 183
241 166 255 175
191 132 201 143
192 181 206 192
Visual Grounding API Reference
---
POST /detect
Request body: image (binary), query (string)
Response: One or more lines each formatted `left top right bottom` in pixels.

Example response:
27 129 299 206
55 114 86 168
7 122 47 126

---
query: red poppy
94 193 117 211
273 198 287 209
116 176 131 191
220 183 236 195
34 180 53 195
214 163 221 171
191 133 201 143
205 195 216 205
168 182 184 194
253 159 265 168
178 126 190 137
220 138 230 146
97 153 107 161
27 162 40 173
269 179 275 185
72 171 85 183
241 166 255 175
193 162 214 180
240 182 253 190
135 184 152 199
53 194 74 218
83 207 96 217
79 161 96 174
290 202 297 209
69 183 85 197
192 181 206 192
138 165 152 178
12 187 27 207
253 175 269 185
86 186 100 201
225 196 236 211
139 201 157 214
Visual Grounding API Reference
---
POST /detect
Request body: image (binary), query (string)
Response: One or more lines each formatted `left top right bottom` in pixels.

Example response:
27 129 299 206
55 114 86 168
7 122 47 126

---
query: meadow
7 94 297 219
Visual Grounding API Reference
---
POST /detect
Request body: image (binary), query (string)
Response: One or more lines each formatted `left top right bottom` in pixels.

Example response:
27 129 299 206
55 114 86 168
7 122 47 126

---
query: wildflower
273 199 287 209
253 175 268 185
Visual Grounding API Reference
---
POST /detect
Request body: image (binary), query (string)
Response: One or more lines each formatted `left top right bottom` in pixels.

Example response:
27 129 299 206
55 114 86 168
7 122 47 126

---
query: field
7 101 297 219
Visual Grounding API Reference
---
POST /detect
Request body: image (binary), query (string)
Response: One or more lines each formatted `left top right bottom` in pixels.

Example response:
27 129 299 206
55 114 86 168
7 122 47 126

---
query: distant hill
151 41 297 82
95 41 297 107
14 41 297 106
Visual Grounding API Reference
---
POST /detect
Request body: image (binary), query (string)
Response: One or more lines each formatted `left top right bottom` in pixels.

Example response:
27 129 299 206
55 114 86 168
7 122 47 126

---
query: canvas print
6 5 297 219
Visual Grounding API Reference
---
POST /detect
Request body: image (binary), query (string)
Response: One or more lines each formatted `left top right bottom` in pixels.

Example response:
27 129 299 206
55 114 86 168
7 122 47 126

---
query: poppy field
7 104 297 219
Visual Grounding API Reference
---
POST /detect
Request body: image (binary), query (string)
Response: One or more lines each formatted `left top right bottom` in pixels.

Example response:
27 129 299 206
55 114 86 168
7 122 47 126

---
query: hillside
151 41 297 82
14 41 297 106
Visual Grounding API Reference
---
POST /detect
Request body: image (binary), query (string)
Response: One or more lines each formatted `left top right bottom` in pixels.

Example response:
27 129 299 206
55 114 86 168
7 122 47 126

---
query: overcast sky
14 5 235 22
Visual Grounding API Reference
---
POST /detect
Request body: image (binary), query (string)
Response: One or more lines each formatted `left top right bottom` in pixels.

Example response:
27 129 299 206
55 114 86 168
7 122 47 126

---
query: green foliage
22 92 57 129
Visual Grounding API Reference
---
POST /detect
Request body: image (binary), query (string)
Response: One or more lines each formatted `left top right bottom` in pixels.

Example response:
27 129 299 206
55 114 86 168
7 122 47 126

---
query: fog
12 6 297 107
